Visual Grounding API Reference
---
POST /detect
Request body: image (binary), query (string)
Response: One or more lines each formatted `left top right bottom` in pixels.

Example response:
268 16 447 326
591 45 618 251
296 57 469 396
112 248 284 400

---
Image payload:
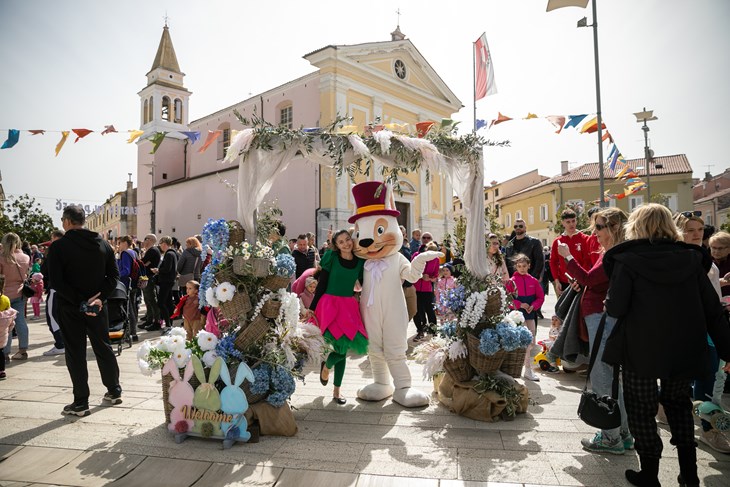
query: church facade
136 25 462 244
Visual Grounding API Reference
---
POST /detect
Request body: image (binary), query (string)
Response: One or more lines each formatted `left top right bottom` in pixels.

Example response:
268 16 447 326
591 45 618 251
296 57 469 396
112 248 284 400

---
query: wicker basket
443 356 474 383
466 333 505 375
500 348 527 378
485 289 504 316
232 255 248 276
229 362 267 405
228 220 245 246
251 258 271 278
161 368 201 424
215 265 236 285
219 285 252 321
262 274 292 291
234 315 270 351
261 298 282 319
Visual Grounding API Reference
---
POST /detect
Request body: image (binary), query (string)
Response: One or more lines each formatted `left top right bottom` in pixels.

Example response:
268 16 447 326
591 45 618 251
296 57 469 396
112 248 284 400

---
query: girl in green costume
305 230 368 404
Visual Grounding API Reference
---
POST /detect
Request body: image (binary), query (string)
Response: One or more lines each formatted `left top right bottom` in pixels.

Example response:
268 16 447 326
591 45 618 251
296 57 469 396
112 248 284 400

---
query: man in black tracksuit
48 205 122 417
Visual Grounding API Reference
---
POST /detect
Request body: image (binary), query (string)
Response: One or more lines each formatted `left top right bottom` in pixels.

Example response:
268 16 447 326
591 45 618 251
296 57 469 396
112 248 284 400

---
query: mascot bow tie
364 259 389 307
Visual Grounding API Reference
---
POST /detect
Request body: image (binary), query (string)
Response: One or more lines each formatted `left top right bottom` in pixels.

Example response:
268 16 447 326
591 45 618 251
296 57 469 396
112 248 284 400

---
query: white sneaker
43 347 65 356
523 368 540 382
700 429 730 454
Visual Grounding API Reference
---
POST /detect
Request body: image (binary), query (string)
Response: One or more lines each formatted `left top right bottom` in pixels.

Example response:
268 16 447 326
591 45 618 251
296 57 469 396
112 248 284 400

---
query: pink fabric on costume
314 294 368 341
205 307 227 338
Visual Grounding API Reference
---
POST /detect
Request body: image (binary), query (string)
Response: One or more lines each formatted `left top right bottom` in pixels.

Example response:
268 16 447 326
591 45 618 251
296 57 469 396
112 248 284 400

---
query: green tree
0 195 55 245
720 213 730 233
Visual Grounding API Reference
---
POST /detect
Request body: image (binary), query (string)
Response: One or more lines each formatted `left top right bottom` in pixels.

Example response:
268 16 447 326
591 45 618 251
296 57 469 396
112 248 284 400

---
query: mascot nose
359 238 374 248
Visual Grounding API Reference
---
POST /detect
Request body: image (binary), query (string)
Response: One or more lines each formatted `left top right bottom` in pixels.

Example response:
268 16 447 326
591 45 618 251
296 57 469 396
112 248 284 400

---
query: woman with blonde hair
557 207 632 454
0 232 31 360
709 230 730 297
603 204 730 486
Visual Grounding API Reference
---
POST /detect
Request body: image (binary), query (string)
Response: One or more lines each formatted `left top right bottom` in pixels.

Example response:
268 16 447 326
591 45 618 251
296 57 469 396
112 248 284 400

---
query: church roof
149 26 181 74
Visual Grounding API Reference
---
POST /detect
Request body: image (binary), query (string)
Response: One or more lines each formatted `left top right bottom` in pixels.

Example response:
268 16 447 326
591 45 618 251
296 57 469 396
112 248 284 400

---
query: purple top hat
348 181 401 223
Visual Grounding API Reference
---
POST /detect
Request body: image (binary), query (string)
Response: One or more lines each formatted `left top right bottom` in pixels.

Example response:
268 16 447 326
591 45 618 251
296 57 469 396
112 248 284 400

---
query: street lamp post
548 0 606 207
633 108 658 202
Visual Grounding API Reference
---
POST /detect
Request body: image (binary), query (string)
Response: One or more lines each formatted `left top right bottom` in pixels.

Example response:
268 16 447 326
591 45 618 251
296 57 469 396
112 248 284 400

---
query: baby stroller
107 281 132 356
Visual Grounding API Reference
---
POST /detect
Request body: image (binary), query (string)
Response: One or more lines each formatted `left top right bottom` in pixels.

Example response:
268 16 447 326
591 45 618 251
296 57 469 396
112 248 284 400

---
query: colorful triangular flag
72 128 93 143
489 112 512 128
55 131 70 156
475 119 488 131
127 130 144 143
101 125 117 135
149 132 167 154
198 130 222 153
28 130 45 135
523 113 538 120
546 115 566 134
564 114 588 130
180 131 201 144
1 129 20 149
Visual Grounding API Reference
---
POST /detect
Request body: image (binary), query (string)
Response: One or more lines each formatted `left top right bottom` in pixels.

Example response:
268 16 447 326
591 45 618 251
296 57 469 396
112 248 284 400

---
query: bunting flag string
1 129 20 149
198 130 222 153
55 131 70 157
149 131 167 154
101 125 117 135
72 128 93 143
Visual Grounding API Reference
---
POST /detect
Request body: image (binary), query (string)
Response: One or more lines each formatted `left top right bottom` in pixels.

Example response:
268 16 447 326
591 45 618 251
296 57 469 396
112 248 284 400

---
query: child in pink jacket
30 273 44 318
509 253 544 381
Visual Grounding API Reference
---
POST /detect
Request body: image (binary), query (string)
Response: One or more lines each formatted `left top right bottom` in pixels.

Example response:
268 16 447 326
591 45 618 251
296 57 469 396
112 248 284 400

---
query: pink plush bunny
163 358 195 433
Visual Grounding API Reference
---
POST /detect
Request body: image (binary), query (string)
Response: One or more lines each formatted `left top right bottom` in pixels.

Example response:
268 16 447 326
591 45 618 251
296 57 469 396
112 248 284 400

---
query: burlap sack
244 401 298 437
438 373 529 422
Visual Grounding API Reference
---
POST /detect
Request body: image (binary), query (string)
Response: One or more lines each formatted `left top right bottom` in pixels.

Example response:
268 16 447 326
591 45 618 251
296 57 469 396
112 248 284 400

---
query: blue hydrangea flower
479 328 501 356
250 364 272 395
267 365 296 407
274 254 296 278
516 326 534 348
439 322 457 339
215 335 244 363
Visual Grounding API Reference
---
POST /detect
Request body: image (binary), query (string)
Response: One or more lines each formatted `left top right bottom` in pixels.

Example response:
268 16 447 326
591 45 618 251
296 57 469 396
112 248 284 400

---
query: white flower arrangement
460 291 488 329
447 339 468 360
215 281 235 303
197 330 219 351
205 287 220 307
413 336 451 380
224 241 275 260
505 310 525 326
172 348 192 368
202 350 219 367
276 288 300 329
373 129 394 154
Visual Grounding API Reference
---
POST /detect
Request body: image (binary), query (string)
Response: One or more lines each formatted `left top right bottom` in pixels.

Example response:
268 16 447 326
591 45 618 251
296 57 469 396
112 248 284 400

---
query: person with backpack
116 236 139 341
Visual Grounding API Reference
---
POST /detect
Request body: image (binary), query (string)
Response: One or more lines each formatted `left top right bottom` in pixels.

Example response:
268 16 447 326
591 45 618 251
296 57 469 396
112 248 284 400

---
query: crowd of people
1 202 729 486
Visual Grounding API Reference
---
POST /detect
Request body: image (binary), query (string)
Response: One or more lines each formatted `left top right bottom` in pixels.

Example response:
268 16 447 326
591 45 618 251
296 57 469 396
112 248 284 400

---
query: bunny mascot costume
350 181 443 407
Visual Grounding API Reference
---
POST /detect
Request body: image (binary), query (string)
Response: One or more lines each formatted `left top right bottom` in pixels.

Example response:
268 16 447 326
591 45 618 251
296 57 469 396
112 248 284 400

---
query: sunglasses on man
514 224 524 229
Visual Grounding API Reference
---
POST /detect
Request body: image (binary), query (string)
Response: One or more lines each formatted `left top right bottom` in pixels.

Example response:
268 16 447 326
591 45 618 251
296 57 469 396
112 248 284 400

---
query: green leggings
325 351 347 387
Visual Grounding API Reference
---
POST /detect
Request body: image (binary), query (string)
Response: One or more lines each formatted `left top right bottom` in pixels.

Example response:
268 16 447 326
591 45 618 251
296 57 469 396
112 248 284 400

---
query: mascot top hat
348 181 400 223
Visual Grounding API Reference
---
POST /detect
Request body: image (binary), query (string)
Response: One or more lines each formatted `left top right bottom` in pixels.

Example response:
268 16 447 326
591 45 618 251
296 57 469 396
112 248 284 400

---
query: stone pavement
1 293 728 486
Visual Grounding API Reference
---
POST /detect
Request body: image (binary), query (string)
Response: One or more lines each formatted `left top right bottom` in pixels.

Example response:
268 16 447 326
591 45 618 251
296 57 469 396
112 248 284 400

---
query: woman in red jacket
557 207 631 455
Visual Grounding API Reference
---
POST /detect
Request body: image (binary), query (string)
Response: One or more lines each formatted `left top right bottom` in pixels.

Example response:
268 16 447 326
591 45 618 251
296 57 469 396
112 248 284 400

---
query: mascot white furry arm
349 181 442 407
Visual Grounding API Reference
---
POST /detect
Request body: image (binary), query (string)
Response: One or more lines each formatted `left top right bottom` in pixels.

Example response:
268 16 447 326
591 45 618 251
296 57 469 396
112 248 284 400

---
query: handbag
577 313 622 430
14 262 35 299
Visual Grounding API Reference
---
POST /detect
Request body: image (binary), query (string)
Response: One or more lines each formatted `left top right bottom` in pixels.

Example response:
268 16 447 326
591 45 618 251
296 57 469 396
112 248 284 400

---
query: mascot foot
357 382 395 402
393 387 430 408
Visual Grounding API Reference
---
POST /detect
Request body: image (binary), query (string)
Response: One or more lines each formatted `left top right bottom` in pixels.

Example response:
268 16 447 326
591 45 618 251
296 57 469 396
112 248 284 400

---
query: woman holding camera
603 204 730 487
557 207 631 455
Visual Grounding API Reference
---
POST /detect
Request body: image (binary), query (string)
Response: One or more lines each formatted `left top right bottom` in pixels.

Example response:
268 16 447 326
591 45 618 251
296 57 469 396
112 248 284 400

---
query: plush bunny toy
350 181 443 407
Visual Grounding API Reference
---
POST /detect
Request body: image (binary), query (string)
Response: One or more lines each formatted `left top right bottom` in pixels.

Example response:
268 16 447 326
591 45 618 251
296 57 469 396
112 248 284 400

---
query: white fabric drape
233 134 487 277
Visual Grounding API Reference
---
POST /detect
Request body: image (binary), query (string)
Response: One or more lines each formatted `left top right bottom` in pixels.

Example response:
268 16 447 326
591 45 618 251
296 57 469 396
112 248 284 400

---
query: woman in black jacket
149 236 178 332
603 204 730 487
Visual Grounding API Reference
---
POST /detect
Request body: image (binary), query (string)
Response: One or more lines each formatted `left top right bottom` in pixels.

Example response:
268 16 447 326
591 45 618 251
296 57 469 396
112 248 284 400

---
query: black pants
45 290 65 349
414 291 437 334
623 370 695 459
57 301 121 405
157 281 174 327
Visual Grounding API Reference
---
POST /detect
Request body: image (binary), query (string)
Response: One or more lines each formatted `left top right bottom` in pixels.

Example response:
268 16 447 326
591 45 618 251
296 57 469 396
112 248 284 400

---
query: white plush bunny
219 362 255 442
163 358 194 433
349 181 443 407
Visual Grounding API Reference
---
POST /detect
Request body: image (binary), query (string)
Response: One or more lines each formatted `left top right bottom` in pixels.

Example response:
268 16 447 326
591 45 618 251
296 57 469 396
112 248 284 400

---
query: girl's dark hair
330 229 351 255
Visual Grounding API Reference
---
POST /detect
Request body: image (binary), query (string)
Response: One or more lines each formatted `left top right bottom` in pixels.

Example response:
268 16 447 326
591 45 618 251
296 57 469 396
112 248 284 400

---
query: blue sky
1 0 728 219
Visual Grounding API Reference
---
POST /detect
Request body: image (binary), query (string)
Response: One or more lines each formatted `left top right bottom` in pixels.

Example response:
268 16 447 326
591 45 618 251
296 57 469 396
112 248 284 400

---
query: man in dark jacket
139 234 161 329
150 236 178 332
505 219 544 279
47 205 122 417
292 234 316 278
40 229 66 356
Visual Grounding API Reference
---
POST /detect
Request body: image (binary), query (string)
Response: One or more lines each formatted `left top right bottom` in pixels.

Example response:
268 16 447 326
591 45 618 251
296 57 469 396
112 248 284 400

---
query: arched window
161 96 171 121
143 99 149 124
148 96 153 122
217 122 231 160
174 98 183 124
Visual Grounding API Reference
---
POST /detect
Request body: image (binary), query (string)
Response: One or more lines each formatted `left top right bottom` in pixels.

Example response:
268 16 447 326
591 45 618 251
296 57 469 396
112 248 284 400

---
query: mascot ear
385 184 396 212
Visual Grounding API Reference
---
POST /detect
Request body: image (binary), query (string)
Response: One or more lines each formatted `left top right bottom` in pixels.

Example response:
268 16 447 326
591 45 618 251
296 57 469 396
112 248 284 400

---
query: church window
279 105 293 129
217 122 231 160
143 99 149 124
148 96 153 122
174 98 183 123
161 96 171 121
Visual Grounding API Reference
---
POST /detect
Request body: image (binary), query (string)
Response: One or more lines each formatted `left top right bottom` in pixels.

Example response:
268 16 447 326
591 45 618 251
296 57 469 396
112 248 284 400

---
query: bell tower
136 23 192 237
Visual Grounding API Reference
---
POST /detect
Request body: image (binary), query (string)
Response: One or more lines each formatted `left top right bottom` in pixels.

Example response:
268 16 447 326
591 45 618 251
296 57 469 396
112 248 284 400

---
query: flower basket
161 368 201 424
485 290 503 316
443 356 474 383
251 257 271 278
262 274 291 292
215 266 236 285
228 220 245 247
234 315 270 351
219 285 252 322
261 298 282 319
466 333 505 375
232 255 248 276
500 348 527 378
229 361 267 405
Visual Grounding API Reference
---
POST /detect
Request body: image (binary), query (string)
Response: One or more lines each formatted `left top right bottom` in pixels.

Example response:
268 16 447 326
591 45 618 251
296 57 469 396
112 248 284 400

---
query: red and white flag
474 33 497 100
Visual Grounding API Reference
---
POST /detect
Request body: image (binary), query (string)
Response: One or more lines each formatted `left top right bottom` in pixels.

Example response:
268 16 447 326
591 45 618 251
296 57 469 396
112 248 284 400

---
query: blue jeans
4 297 29 354
585 312 630 442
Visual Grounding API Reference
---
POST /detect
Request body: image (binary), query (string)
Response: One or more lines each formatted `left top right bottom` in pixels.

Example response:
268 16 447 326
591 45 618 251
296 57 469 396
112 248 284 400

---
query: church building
136 24 463 244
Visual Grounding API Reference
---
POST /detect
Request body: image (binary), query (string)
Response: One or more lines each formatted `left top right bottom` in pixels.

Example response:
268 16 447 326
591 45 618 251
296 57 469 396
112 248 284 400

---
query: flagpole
473 37 477 133
591 0 606 207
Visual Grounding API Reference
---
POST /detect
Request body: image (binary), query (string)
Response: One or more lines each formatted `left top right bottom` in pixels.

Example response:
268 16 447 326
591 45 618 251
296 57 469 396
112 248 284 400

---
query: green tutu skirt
324 330 368 356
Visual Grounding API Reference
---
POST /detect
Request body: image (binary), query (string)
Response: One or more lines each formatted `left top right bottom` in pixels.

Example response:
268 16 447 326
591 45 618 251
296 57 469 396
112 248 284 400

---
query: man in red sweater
550 209 599 296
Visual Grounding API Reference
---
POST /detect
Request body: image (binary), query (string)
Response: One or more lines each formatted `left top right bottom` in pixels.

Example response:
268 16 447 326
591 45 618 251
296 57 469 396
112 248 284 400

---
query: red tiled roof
504 154 692 199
